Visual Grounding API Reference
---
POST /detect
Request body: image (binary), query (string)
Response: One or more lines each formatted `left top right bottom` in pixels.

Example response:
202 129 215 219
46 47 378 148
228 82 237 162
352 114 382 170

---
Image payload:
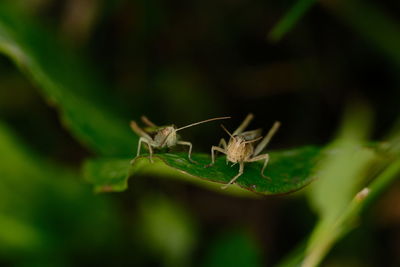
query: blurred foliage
0 122 121 265
277 103 400 266
138 194 197 267
303 103 377 266
308 102 374 222
322 0 400 68
202 229 262 267
0 0 400 266
0 2 136 157
268 0 316 42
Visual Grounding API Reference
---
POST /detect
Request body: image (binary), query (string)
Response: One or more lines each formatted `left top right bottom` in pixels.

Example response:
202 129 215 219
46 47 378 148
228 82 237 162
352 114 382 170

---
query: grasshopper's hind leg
233 113 254 135
254 121 280 156
141 116 157 127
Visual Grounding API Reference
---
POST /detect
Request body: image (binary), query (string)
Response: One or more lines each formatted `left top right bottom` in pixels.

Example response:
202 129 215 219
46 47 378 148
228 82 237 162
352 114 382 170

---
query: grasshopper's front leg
205 146 226 168
217 138 229 165
218 138 227 149
248 153 270 180
177 140 197 164
133 137 154 163
221 161 244 189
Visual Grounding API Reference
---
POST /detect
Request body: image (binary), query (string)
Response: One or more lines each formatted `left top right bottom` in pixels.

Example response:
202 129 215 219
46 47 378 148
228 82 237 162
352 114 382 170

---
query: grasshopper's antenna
244 136 263 144
176 116 231 132
220 124 235 139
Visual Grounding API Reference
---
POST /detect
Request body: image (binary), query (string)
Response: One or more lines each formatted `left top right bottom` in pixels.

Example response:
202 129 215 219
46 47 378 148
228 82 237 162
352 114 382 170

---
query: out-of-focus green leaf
276 102 400 267
300 102 379 267
202 229 262 267
301 157 400 267
0 3 136 156
308 145 376 223
301 145 377 267
0 214 43 253
0 122 119 264
268 0 316 42
84 158 132 192
85 146 322 195
308 102 374 219
137 195 197 267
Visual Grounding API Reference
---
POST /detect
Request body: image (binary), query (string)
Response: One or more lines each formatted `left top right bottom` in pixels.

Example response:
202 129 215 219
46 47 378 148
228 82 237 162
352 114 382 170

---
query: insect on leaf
85 146 322 195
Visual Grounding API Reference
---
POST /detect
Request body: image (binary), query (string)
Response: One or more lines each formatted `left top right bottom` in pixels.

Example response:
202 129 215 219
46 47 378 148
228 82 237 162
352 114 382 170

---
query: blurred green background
1 0 400 266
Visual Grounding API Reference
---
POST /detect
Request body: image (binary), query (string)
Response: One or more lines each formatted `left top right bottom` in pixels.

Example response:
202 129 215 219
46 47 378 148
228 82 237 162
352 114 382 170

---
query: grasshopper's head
221 124 246 144
226 134 255 162
232 134 246 143
227 134 248 150
155 126 177 148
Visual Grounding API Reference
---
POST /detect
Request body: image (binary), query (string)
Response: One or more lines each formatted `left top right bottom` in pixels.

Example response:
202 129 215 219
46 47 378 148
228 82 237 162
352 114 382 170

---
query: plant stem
301 158 400 267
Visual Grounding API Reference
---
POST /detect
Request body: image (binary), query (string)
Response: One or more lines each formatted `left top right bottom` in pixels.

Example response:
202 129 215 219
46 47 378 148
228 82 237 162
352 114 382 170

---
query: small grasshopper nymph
206 113 280 189
130 116 230 163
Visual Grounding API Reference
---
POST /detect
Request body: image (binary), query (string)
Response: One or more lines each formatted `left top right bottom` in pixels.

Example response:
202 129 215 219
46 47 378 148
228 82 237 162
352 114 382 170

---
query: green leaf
268 0 316 42
308 102 374 218
277 103 400 267
137 195 197 267
300 102 379 267
308 145 376 223
0 214 43 253
84 158 132 192
84 146 321 195
0 121 120 262
0 3 136 156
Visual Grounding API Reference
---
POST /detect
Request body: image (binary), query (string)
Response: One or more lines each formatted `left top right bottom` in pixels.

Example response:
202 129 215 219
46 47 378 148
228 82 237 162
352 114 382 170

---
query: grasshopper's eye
162 128 171 135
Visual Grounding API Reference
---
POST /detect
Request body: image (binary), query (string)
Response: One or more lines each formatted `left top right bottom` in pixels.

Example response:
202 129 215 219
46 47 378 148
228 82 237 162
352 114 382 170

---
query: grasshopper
130 116 230 163
206 113 280 189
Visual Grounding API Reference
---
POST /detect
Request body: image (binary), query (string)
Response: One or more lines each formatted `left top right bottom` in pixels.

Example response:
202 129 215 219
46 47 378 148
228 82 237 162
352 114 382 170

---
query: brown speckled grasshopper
206 113 280 189
130 116 230 163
